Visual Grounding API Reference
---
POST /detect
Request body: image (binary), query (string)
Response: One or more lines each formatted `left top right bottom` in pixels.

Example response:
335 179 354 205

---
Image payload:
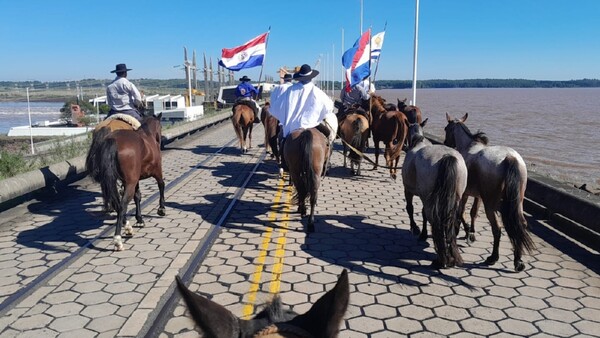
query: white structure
148 94 204 122
8 125 91 137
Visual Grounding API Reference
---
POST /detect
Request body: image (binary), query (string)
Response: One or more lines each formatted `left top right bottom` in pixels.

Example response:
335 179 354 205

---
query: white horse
402 119 468 268
444 113 534 272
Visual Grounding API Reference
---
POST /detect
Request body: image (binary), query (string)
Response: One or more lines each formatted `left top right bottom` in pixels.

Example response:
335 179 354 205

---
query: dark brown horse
397 98 423 124
232 102 256 153
175 269 349 338
283 127 329 232
367 95 408 179
338 112 369 175
261 102 281 164
86 114 165 251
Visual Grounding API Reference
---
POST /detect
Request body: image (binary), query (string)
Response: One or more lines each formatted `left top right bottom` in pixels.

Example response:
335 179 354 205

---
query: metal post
26 87 35 155
411 0 420 106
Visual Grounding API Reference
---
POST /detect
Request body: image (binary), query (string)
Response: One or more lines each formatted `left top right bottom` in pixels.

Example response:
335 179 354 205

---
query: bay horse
261 102 281 164
86 113 165 251
444 113 534 271
367 95 408 180
283 127 329 233
338 111 369 175
232 102 256 153
402 118 467 268
397 98 423 124
175 269 349 338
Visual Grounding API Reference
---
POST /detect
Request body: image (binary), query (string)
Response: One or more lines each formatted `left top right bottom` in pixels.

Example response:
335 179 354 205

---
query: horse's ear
445 112 452 122
461 113 468 122
175 276 240 338
288 269 350 337
157 113 163 120
421 118 429 128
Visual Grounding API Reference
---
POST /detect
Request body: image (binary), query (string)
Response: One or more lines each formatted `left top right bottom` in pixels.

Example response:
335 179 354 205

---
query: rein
332 125 403 171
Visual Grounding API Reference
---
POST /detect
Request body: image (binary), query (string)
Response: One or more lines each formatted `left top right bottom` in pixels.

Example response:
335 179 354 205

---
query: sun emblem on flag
374 36 382 48
239 51 248 61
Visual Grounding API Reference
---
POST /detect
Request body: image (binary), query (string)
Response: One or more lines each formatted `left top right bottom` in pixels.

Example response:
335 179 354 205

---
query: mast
411 0 420 105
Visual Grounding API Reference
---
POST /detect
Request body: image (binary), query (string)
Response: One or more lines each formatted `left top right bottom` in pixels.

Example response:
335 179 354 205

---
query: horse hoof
514 260 526 272
418 233 428 242
279 168 284 177
157 208 166 216
391 174 397 180
113 235 124 251
411 225 421 237
135 221 145 228
467 233 476 243
484 255 499 266
430 259 446 269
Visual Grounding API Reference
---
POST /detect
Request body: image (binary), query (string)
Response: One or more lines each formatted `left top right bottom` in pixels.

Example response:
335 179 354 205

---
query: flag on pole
371 31 385 63
342 29 371 91
219 32 268 71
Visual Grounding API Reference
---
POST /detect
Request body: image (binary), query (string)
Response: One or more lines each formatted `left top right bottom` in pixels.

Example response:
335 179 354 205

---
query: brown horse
283 127 329 232
367 95 408 179
338 111 369 175
175 269 349 338
232 102 256 153
261 102 281 163
86 114 165 251
397 98 423 124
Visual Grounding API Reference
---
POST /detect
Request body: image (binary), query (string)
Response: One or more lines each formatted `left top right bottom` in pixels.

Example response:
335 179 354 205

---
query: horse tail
96 137 122 211
296 130 316 205
349 118 364 161
429 155 463 267
501 156 535 254
392 113 408 156
86 127 111 181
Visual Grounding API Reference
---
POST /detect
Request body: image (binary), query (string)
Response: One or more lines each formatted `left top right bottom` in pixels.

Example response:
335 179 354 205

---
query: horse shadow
15 184 111 253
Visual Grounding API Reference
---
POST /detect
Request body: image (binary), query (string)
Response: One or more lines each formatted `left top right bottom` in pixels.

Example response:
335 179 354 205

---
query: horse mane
458 122 489 145
409 133 425 148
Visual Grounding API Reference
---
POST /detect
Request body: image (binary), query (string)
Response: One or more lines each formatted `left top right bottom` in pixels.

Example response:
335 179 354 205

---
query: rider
235 75 260 123
338 76 375 120
270 64 338 171
106 63 144 122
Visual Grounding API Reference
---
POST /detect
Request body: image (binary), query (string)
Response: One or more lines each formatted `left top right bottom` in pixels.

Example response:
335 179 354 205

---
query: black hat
282 73 293 82
239 75 251 82
111 63 132 73
293 64 319 81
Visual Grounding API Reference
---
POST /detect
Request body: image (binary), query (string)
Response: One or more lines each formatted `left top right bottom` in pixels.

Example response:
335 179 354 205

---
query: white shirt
270 81 293 102
270 81 333 137
340 79 375 105
106 77 142 111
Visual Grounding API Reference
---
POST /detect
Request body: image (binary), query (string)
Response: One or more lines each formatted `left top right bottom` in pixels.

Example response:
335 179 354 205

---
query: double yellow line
242 175 292 318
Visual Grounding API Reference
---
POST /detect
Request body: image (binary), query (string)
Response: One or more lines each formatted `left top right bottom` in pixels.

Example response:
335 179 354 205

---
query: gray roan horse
402 119 467 268
444 113 534 272
175 269 349 338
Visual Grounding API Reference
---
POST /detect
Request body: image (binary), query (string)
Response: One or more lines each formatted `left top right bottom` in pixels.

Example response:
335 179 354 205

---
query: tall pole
26 87 34 155
360 0 363 34
257 27 271 96
341 28 345 91
411 0 420 106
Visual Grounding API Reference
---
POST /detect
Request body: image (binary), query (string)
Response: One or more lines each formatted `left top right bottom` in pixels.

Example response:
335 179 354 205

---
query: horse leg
405 192 420 236
307 191 317 233
248 124 253 149
373 141 380 170
114 182 136 250
483 205 501 266
156 174 166 216
419 206 428 242
468 197 480 242
134 183 144 227
343 143 348 170
458 195 470 241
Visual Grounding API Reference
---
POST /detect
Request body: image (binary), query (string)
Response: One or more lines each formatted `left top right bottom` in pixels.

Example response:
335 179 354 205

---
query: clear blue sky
1 0 598 82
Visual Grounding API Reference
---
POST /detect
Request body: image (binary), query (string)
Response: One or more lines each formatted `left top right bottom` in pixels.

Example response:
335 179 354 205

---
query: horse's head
141 113 163 144
406 118 428 149
176 269 349 338
397 98 408 111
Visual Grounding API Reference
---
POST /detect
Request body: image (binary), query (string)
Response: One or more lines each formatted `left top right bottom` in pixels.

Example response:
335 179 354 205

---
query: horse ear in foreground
402 118 467 268
283 127 329 233
85 113 166 251
444 113 534 271
176 269 350 338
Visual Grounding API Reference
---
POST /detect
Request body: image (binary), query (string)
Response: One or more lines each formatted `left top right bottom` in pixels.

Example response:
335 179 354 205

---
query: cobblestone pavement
0 120 599 337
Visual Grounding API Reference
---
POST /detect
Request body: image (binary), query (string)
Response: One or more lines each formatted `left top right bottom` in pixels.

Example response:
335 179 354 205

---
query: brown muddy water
376 88 600 191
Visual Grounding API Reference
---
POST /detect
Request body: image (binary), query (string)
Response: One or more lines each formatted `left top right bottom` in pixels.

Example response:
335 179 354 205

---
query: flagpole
256 27 271 98
371 22 387 83
26 87 34 155
360 0 363 34
341 28 345 91
411 0 420 106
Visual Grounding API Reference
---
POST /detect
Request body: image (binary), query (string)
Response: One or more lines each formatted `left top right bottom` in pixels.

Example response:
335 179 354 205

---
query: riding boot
279 133 289 172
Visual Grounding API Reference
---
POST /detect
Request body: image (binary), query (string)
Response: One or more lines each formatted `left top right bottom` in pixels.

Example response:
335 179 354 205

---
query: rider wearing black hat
106 63 144 121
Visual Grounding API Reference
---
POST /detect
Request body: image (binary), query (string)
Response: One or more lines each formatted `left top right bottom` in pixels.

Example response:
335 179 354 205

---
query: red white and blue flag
342 29 371 91
219 32 268 71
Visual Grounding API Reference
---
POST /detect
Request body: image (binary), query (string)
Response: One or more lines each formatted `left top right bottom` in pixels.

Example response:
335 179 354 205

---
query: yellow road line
269 185 292 294
242 176 286 318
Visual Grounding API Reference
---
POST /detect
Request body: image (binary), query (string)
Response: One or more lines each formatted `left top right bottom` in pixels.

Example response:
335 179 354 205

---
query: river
0 102 63 135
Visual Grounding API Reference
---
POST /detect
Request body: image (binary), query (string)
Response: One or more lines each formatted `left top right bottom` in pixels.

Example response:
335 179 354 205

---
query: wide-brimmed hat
111 63 132 73
293 64 319 81
282 73 293 82
239 75 251 82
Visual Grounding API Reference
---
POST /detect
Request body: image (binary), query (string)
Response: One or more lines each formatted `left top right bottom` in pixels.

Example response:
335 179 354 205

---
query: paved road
0 120 598 337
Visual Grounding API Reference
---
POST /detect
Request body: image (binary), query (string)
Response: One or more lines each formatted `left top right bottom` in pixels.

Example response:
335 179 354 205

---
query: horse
232 102 256 153
338 111 369 175
402 118 467 268
261 102 281 164
397 98 423 124
283 127 329 233
175 269 349 338
86 113 165 251
367 95 408 180
444 113 534 272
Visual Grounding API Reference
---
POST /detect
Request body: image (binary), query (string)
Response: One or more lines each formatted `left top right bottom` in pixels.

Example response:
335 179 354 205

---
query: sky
1 0 599 82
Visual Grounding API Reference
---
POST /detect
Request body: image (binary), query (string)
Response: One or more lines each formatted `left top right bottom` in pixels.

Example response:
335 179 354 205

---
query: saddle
95 113 141 132
234 100 259 119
